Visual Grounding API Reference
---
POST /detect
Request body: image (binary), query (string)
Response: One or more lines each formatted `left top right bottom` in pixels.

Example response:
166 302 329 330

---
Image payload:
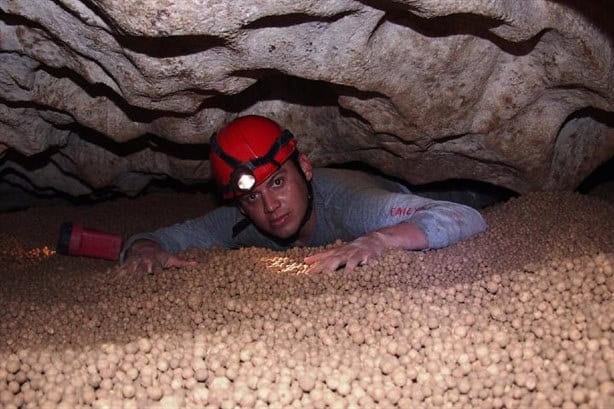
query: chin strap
232 218 252 238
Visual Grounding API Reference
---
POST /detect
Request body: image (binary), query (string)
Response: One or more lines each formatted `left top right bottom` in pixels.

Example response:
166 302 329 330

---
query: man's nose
261 191 280 214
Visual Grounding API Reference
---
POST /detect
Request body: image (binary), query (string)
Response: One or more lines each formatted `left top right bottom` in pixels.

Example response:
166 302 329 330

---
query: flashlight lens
237 173 256 190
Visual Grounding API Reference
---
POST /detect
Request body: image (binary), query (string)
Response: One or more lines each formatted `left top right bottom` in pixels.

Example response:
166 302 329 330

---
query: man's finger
110 267 127 283
328 257 346 273
307 247 345 263
306 259 330 274
177 259 198 267
342 248 365 273
343 255 362 273
111 260 141 282
312 256 344 274
165 256 197 269
134 258 154 275
304 251 332 265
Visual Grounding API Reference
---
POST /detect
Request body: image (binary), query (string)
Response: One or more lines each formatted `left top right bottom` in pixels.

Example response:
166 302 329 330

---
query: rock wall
0 0 613 199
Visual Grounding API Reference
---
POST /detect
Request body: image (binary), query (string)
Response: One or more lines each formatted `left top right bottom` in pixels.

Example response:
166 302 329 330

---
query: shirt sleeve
120 206 241 263
334 179 487 249
402 197 488 249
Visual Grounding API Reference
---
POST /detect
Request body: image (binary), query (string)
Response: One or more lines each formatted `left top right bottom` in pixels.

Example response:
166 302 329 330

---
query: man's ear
235 200 247 216
297 153 313 182
238 204 247 216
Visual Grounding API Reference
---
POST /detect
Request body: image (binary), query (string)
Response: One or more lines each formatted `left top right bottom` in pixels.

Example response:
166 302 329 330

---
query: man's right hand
113 240 196 280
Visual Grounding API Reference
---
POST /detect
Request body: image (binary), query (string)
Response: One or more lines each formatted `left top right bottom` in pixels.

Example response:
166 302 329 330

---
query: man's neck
294 209 316 247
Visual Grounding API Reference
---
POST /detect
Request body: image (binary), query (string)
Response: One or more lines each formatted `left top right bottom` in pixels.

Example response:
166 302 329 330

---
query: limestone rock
0 0 612 198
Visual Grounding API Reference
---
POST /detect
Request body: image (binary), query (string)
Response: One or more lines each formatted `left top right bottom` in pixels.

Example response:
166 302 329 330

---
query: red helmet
210 115 297 199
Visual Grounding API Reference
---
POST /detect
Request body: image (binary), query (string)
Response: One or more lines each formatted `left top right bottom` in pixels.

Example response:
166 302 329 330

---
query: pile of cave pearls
0 192 613 409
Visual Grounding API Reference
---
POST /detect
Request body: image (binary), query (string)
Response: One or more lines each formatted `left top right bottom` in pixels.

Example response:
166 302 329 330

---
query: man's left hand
303 222 429 274
303 232 389 274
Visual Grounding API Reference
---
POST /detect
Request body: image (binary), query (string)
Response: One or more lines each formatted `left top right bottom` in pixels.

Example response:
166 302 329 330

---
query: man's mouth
269 213 289 227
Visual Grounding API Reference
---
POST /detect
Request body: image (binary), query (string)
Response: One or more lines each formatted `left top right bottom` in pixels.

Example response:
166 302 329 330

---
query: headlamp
232 167 257 192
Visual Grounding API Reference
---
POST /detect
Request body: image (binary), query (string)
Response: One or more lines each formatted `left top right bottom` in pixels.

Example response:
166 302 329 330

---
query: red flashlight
57 222 123 261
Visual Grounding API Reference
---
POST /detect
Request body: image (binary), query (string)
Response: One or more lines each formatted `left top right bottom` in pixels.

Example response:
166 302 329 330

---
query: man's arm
115 206 244 277
304 174 487 273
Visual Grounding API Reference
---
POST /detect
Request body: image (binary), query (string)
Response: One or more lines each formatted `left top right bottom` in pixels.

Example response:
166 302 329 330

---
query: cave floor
0 190 613 409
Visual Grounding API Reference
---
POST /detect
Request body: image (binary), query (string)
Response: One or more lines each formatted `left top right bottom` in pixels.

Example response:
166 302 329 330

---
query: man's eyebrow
266 168 287 186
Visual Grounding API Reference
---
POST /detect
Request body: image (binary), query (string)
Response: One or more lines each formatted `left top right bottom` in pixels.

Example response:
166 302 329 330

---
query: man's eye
242 192 258 204
273 177 284 186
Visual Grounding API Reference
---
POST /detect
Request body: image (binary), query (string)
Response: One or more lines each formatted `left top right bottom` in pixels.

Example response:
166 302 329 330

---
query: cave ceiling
0 0 613 200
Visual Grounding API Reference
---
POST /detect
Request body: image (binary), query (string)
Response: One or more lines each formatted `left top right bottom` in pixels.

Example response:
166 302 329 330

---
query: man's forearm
371 222 429 251
409 203 487 249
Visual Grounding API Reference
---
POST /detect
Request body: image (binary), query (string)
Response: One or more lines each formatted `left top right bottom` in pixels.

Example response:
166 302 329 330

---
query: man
118 115 487 275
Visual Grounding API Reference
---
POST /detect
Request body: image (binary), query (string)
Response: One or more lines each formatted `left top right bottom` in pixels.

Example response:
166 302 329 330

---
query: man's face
238 155 313 241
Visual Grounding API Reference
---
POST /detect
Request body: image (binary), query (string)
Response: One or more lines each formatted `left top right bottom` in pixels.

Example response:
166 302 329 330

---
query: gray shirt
121 168 487 260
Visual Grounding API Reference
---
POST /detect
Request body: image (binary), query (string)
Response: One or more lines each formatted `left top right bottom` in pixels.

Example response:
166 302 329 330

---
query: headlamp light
231 166 256 192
